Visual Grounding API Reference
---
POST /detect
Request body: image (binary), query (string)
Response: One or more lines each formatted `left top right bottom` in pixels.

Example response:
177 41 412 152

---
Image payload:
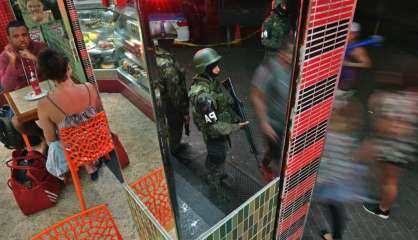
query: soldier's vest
189 75 236 137
155 49 188 110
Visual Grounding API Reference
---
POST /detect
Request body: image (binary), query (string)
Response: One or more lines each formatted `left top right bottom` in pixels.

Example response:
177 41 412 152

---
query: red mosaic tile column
275 0 358 239
0 0 15 51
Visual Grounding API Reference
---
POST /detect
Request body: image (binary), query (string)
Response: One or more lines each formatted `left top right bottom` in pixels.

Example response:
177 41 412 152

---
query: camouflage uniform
155 47 189 155
261 5 291 60
189 73 240 184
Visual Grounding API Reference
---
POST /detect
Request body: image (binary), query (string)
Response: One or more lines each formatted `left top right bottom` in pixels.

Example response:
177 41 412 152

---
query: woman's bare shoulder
37 95 54 118
86 82 98 89
84 82 99 97
37 95 50 109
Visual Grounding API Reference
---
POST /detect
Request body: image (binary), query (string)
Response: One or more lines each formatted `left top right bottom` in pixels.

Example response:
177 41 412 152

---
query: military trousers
205 137 228 171
166 109 184 155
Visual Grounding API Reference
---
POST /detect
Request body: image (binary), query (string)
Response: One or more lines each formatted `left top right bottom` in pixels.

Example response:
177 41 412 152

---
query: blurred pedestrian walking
315 99 368 240
362 79 418 219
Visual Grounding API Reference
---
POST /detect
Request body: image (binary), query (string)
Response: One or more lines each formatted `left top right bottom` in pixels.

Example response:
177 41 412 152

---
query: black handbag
0 105 41 149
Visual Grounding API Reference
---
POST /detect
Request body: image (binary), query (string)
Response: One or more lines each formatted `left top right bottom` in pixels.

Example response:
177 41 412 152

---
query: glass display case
75 2 150 92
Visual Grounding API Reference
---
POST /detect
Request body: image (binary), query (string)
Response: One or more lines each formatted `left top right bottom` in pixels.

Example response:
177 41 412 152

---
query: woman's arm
345 47 372 68
37 100 58 142
86 82 103 111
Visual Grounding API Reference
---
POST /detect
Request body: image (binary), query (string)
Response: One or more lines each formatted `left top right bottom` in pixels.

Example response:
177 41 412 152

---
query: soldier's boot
172 143 192 165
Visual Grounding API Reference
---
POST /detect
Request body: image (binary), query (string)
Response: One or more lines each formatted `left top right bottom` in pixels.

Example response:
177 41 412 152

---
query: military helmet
150 21 177 40
193 48 222 73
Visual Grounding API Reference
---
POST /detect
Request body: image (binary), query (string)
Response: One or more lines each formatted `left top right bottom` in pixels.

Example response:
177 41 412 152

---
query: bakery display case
75 2 150 92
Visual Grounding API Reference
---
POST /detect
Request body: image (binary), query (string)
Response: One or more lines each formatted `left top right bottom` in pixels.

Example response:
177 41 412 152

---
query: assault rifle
222 77 260 165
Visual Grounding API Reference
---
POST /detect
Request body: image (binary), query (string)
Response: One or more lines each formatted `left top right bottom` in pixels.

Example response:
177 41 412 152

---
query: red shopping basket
6 150 62 215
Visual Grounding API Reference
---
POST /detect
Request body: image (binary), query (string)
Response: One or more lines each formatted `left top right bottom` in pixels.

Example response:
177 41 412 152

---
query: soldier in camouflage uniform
189 48 249 189
151 22 190 158
261 0 291 60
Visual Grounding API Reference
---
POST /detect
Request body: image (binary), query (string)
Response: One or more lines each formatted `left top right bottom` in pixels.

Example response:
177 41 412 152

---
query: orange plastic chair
130 166 173 230
32 204 122 240
21 134 33 152
59 111 114 210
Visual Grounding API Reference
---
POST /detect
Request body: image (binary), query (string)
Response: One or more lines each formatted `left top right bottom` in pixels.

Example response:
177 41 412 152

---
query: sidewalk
303 163 418 239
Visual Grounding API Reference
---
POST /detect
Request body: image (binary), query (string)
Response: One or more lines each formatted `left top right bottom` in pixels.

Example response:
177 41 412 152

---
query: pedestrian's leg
270 137 283 173
260 137 278 181
261 135 275 167
363 162 400 219
380 163 401 211
262 145 272 167
328 202 346 239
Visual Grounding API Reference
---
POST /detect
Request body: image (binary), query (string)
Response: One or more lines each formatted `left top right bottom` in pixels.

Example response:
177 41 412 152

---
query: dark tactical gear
205 137 228 194
261 4 291 59
193 48 222 73
155 47 189 154
189 74 240 141
190 48 240 190
189 73 240 189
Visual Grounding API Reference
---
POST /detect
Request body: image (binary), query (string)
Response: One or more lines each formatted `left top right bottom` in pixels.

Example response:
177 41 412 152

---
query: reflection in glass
15 0 300 238
26 0 54 24
76 5 150 93
74 2 176 236
145 0 301 238
16 0 59 28
151 21 190 161
251 40 294 181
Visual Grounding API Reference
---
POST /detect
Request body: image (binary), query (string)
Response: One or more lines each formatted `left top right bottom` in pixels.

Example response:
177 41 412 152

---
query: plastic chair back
32 204 122 239
59 111 114 170
59 111 114 210
130 166 173 230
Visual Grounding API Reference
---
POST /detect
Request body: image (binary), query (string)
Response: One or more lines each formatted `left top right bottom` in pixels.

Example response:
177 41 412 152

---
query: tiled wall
275 0 358 239
198 179 280 240
125 185 172 240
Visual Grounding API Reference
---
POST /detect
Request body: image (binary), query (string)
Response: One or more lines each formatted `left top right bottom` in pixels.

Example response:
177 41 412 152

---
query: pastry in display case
75 2 149 92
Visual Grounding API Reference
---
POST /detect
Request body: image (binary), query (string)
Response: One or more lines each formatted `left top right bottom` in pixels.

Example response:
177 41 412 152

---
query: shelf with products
75 5 146 77
117 66 149 92
124 51 145 68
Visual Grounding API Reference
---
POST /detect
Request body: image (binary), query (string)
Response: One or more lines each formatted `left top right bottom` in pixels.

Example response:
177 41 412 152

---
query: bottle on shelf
30 71 42 95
